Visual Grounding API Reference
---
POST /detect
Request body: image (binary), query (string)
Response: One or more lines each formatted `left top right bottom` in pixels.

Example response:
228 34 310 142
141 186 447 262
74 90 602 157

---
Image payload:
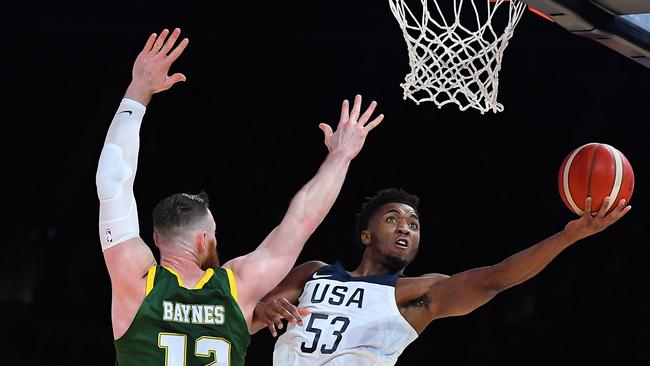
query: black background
2 1 649 365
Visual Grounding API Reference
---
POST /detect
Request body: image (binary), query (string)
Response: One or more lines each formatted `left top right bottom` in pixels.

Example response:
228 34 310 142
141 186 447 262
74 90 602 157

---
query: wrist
124 81 153 106
559 228 582 246
326 149 356 162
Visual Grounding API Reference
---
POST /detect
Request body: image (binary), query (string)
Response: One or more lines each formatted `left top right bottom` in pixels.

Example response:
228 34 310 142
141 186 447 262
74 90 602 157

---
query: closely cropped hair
153 191 210 236
354 188 420 248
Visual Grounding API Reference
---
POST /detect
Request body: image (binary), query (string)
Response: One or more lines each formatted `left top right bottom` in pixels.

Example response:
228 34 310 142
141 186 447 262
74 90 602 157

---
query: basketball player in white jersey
252 188 631 366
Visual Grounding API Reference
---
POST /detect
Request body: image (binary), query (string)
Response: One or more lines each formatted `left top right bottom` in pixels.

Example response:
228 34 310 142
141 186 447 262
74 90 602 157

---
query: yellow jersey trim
162 266 183 287
194 268 214 289
162 266 215 289
145 265 157 296
225 268 239 302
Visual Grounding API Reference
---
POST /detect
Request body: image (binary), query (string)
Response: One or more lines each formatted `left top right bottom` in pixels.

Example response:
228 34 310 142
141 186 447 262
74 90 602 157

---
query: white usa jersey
273 262 418 366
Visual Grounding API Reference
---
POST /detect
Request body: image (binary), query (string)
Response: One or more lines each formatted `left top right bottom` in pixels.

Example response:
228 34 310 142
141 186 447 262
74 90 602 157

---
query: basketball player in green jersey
95 28 384 365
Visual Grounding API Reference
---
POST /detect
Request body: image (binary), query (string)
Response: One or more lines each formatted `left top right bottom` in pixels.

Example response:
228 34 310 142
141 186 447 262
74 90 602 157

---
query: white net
389 0 527 114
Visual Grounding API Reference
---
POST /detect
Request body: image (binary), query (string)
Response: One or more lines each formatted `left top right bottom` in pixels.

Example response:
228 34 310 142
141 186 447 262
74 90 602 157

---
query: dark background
2 1 649 365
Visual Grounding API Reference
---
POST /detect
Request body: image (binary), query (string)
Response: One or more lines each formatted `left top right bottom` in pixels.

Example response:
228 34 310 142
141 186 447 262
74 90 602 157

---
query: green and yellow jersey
115 265 250 366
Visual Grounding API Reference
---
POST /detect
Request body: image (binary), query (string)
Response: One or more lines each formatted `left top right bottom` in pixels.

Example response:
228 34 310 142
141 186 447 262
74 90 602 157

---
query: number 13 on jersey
159 332 231 365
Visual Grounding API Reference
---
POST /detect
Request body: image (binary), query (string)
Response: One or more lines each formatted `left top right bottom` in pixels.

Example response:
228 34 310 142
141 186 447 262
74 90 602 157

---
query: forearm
284 150 352 236
96 98 146 250
124 80 154 107
429 206 628 319
260 284 302 304
489 230 577 291
101 98 146 164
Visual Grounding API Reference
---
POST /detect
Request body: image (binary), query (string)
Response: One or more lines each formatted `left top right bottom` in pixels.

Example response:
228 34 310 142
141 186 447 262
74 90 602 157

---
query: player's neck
349 260 392 277
160 256 206 289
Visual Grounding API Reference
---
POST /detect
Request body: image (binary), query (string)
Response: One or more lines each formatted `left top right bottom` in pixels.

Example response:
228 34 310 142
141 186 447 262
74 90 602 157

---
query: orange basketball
558 143 634 215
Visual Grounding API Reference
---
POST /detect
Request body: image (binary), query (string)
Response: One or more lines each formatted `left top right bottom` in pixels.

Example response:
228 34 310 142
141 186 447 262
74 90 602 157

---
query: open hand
125 28 189 104
319 94 384 160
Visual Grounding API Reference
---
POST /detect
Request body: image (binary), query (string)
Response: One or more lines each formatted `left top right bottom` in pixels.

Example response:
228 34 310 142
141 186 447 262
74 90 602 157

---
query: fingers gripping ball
558 143 634 215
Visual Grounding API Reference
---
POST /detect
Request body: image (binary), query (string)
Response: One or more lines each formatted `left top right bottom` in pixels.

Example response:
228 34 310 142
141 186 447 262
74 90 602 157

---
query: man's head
355 188 420 272
152 191 219 269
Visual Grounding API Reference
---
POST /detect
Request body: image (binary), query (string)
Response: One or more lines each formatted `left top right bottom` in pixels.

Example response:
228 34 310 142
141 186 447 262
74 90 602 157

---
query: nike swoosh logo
312 273 333 279
118 110 133 116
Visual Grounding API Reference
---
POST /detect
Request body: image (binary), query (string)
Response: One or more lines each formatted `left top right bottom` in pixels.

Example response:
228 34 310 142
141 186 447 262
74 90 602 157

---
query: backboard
522 0 650 68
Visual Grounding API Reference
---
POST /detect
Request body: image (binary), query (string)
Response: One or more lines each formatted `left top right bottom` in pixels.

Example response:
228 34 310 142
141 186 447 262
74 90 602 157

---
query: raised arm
224 95 384 327
96 28 188 339
402 196 631 333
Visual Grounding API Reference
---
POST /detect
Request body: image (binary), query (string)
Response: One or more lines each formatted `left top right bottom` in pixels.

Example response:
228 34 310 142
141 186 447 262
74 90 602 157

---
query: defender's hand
125 28 189 104
319 94 384 160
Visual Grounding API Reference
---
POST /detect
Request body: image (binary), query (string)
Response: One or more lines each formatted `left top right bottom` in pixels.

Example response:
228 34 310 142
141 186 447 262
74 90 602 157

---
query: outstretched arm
97 28 188 339
403 196 631 332
224 95 384 327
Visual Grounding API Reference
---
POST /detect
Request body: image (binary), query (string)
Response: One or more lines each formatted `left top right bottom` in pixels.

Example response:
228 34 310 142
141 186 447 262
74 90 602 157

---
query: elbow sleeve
96 98 145 251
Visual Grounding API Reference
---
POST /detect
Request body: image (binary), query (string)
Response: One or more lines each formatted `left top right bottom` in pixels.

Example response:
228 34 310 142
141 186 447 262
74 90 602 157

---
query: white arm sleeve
96 98 146 251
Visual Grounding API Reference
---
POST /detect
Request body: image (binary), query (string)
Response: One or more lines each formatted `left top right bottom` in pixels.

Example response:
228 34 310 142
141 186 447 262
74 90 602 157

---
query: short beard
201 244 220 270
